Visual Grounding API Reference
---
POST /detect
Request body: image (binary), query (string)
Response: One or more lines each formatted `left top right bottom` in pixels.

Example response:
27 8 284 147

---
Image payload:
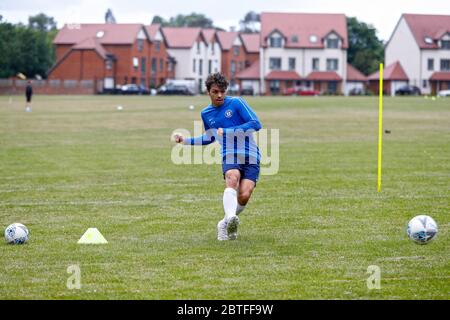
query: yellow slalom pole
377 63 383 192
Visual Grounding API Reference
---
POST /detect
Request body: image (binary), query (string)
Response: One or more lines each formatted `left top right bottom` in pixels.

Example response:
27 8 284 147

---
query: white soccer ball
189 105 195 110
117 105 123 111
407 215 438 244
4 223 29 244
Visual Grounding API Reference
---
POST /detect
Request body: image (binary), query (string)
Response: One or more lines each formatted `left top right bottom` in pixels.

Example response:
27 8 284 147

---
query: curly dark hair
205 72 229 92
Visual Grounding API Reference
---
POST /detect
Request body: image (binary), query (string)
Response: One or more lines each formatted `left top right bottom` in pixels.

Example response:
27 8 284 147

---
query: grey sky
1 0 449 41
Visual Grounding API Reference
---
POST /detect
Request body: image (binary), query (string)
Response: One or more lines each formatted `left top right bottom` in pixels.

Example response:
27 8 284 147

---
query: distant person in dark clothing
25 80 33 112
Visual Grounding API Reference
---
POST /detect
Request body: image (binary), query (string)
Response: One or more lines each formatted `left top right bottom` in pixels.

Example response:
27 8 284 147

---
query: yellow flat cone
77 228 108 244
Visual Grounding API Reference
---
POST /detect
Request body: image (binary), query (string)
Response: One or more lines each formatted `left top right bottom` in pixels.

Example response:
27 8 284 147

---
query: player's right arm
175 113 216 145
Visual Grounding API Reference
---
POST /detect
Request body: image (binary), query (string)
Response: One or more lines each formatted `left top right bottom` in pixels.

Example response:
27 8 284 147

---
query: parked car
283 86 320 96
349 87 365 96
437 89 450 97
157 84 194 95
395 85 421 96
121 84 150 95
240 86 254 95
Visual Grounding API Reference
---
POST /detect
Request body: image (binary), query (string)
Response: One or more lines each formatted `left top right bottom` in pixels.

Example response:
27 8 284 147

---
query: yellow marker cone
77 228 108 244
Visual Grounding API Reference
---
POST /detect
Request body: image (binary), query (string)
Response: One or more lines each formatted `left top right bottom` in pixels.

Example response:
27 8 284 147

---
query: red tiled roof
240 33 260 53
403 14 450 49
266 70 301 80
201 29 216 43
260 12 348 48
236 60 260 79
347 64 367 81
429 72 450 81
305 71 342 81
368 61 408 81
162 27 205 48
145 24 161 41
54 24 146 45
217 31 239 50
72 37 108 59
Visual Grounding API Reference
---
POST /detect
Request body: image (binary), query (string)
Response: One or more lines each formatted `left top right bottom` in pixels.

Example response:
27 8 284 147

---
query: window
269 37 282 48
231 61 236 76
312 58 319 71
326 38 339 49
291 35 298 43
193 59 196 73
137 39 144 52
106 59 113 70
196 42 200 54
269 80 280 94
288 58 296 71
211 42 215 55
423 80 428 88
239 61 243 72
199 59 203 76
442 40 450 49
327 81 337 93
269 57 281 70
326 59 338 71
160 59 164 72
428 59 434 71
151 58 157 75
441 59 450 71
208 60 212 74
141 57 146 74
133 57 139 71
233 46 239 56
155 41 161 52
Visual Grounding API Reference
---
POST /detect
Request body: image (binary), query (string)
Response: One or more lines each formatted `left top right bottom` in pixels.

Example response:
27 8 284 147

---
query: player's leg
236 179 256 215
217 168 241 240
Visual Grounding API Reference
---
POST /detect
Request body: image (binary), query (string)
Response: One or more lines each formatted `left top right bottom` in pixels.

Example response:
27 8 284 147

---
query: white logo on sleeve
225 109 233 118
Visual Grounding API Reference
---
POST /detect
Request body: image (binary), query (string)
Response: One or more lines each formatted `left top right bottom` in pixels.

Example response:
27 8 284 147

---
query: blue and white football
407 215 438 244
4 223 29 244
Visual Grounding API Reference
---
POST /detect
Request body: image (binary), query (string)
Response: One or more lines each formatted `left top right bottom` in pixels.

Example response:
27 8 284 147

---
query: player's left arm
225 97 262 133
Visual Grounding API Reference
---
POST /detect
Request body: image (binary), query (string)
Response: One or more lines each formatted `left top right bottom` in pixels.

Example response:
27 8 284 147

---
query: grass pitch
0 94 448 299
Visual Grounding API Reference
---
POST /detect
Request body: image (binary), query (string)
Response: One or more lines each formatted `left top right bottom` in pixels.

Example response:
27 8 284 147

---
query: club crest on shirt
224 109 233 118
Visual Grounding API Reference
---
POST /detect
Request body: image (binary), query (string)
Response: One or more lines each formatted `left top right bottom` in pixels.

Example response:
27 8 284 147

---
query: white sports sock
236 203 246 215
223 187 238 220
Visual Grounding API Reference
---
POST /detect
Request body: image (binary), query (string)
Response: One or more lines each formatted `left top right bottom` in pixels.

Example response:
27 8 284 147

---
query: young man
25 80 33 112
174 73 262 240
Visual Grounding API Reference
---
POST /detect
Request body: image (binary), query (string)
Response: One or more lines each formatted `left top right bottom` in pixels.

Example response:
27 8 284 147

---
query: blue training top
184 96 262 164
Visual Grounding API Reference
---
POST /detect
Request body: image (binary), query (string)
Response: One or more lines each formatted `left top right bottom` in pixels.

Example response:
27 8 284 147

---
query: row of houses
48 12 450 95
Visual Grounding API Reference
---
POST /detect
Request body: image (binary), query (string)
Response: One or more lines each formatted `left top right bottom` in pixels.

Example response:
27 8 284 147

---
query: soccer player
25 80 33 112
174 73 262 240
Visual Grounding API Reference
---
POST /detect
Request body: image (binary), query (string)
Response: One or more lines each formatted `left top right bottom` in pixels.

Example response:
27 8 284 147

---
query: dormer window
309 35 318 43
441 40 450 50
291 35 298 43
326 38 339 49
424 37 433 45
269 36 282 48
96 31 105 39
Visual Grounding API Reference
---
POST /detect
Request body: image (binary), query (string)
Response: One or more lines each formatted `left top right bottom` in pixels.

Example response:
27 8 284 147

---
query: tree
105 8 116 24
239 11 260 33
151 13 214 28
347 17 384 75
28 13 57 32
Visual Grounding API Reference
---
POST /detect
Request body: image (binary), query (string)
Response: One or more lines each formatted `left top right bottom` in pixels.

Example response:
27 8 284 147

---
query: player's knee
225 172 240 188
238 190 252 204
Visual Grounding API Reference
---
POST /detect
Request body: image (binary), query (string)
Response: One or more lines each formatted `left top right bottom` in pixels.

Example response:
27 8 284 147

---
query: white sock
223 187 237 220
236 203 246 215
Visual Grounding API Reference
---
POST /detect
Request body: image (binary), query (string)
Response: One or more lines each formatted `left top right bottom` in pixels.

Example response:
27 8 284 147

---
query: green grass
0 94 448 299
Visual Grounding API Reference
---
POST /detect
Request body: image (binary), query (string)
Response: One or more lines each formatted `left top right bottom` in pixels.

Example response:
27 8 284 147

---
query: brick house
145 24 175 88
368 61 409 95
259 12 348 95
216 31 248 90
385 14 450 95
49 24 153 91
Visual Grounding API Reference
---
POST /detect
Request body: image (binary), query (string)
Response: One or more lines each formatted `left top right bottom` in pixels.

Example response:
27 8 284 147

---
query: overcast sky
1 0 449 41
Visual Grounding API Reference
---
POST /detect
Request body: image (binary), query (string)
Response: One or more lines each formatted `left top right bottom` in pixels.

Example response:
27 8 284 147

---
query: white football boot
226 215 240 240
217 219 228 241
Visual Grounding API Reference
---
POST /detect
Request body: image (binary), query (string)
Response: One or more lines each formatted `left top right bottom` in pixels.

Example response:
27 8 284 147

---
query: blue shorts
222 163 260 184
